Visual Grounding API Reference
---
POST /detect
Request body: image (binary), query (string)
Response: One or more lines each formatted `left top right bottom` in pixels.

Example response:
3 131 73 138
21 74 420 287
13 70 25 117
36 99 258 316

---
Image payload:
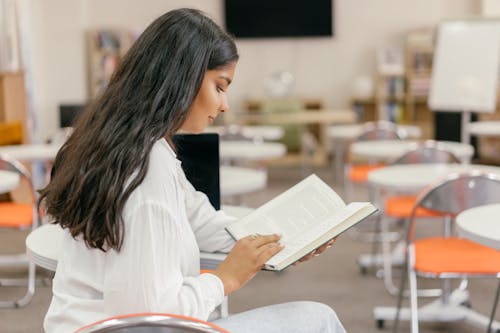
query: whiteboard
428 19 500 113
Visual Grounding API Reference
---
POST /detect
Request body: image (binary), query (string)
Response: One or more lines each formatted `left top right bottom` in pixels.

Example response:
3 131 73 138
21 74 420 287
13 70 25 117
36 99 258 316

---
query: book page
227 175 346 242
264 202 375 269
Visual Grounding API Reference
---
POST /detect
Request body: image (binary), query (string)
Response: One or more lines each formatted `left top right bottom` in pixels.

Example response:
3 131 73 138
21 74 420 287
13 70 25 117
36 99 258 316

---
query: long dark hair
39 8 238 251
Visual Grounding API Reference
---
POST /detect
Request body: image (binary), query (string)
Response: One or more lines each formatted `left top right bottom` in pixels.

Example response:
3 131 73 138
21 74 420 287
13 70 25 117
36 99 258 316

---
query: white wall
482 0 500 16
29 0 479 140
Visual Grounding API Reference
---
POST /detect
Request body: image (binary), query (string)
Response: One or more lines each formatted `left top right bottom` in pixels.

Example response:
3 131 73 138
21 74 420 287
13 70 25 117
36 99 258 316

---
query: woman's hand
212 234 283 295
293 237 337 266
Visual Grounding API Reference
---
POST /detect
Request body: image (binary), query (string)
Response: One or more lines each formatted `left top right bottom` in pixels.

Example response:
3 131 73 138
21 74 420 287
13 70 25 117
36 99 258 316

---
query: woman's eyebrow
219 76 232 85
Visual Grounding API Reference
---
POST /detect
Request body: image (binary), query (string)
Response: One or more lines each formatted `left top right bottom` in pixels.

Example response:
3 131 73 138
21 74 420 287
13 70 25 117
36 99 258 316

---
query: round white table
206 125 285 141
327 124 422 141
456 203 500 250
327 124 422 183
0 144 61 162
220 166 267 197
26 205 254 272
220 141 286 163
368 163 500 192
350 140 474 163
468 121 500 138
456 203 500 332
0 170 19 194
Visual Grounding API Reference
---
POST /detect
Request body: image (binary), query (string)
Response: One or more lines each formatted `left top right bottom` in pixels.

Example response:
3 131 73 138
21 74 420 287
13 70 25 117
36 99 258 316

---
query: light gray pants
212 301 346 333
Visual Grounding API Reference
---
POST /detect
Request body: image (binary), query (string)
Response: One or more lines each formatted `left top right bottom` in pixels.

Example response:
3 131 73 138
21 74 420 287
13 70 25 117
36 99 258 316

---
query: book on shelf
225 174 378 271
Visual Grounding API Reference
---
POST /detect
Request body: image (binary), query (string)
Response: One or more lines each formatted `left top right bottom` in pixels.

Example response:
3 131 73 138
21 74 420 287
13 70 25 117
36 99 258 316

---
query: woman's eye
216 86 225 93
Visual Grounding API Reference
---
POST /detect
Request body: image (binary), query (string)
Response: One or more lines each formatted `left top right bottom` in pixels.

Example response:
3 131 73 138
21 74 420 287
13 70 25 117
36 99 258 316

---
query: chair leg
488 280 500 333
393 250 409 333
408 246 419 333
0 261 36 308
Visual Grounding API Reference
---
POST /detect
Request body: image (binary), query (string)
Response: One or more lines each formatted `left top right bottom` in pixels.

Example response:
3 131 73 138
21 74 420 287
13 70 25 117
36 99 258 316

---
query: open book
225 174 378 271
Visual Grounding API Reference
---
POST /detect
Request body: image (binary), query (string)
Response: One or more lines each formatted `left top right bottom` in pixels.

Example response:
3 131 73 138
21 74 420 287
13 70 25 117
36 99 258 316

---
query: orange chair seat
348 164 385 183
414 237 500 275
0 202 33 228
385 195 442 218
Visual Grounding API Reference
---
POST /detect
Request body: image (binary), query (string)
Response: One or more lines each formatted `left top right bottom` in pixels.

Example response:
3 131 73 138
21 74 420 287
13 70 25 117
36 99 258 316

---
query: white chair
76 313 228 333
0 152 40 308
375 140 461 294
391 171 500 332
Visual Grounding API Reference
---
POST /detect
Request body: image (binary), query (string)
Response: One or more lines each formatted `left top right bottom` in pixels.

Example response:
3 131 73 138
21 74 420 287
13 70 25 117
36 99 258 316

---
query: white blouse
44 139 236 333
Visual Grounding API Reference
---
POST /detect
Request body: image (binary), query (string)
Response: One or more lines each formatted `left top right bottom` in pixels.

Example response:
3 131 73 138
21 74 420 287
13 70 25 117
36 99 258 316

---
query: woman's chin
177 128 204 135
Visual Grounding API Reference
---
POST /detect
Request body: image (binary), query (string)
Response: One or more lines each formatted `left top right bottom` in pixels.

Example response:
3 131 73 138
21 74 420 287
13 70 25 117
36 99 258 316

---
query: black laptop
172 133 221 210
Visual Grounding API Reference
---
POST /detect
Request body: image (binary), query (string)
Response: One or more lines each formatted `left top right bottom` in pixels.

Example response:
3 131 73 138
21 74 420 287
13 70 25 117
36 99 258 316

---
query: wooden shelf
0 72 27 143
352 28 435 134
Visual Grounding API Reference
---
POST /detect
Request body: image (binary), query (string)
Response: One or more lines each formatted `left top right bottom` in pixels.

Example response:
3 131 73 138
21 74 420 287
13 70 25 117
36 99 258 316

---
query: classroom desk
225 109 357 161
25 205 254 272
457 203 500 251
0 170 19 194
468 121 500 137
367 163 500 192
219 141 287 164
327 124 422 141
228 109 356 126
220 166 267 198
206 125 285 141
327 124 422 183
0 144 61 162
350 140 474 164
456 203 500 332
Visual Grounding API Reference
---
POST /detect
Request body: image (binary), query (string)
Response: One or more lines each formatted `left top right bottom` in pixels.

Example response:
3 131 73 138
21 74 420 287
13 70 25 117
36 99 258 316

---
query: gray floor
1 165 499 332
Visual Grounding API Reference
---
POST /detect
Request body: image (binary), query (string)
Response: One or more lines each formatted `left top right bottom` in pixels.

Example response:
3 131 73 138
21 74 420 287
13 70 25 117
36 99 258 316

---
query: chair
391 171 500 332
76 313 229 333
345 121 405 248
344 120 405 201
377 140 461 294
0 152 39 308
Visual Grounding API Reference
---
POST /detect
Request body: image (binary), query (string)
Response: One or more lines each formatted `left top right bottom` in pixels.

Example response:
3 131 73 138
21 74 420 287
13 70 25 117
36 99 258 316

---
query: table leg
488 280 500 333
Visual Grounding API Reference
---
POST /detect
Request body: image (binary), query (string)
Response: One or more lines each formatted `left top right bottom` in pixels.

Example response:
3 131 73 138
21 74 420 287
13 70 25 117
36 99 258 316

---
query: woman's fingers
247 233 281 248
257 242 283 264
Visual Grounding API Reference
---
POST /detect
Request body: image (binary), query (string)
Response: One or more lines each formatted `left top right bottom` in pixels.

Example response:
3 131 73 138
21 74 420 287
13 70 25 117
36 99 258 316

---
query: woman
40 8 346 333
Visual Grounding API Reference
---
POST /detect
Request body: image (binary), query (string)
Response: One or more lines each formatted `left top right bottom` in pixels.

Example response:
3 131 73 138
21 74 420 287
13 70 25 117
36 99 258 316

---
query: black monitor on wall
224 0 333 38
59 104 86 128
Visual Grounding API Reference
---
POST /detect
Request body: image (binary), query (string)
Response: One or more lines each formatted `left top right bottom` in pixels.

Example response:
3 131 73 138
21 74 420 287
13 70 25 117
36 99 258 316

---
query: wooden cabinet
0 72 27 143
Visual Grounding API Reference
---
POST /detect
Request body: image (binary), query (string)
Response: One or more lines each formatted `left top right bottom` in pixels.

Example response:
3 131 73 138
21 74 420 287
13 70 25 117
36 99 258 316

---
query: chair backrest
408 171 500 241
0 152 35 202
356 121 405 142
390 140 460 165
173 133 221 210
76 313 229 333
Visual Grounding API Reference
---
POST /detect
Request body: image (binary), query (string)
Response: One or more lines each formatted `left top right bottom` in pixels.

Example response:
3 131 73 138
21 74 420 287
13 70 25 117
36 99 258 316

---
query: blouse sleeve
180 169 236 253
103 201 225 320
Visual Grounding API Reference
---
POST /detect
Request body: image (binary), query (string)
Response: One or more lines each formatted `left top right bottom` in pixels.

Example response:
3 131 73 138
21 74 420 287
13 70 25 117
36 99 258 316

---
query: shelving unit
349 28 436 139
405 29 434 123
86 29 138 99
374 45 406 123
375 73 406 123
351 97 376 122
